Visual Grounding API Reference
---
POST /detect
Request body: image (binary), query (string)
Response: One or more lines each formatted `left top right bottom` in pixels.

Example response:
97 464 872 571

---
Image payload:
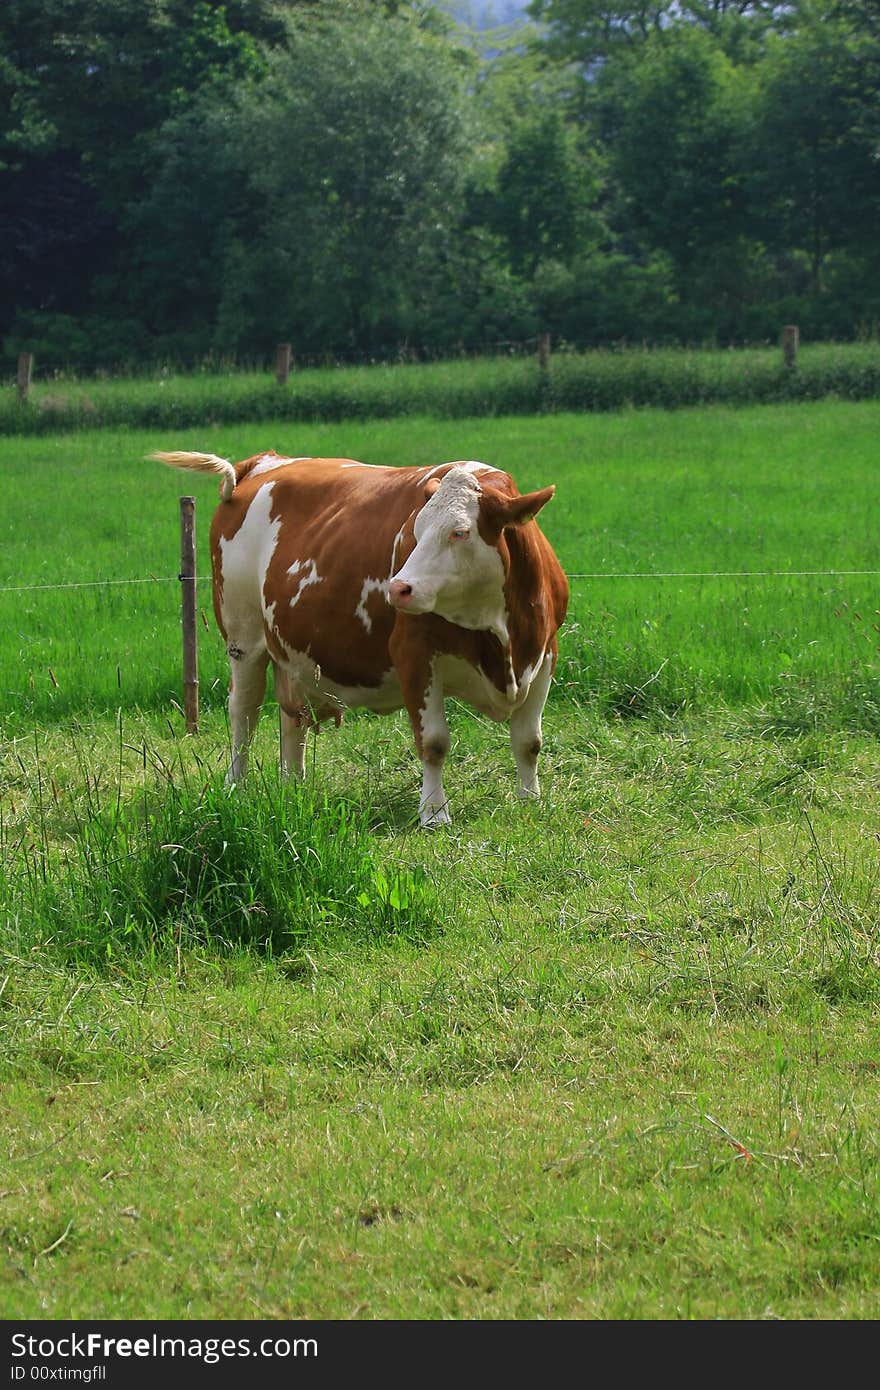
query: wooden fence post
275 342 292 384
782 325 799 368
538 332 551 371
17 353 33 403
179 496 199 734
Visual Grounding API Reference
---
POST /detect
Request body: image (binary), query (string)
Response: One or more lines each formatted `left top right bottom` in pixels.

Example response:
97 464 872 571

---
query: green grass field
2 401 879 729
2 400 879 1319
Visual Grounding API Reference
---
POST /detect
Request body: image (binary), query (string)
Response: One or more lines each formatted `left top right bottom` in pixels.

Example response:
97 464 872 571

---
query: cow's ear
500 485 556 528
424 477 443 500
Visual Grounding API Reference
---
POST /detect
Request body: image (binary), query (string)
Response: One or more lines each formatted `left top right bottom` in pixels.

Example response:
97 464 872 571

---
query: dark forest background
2 0 878 371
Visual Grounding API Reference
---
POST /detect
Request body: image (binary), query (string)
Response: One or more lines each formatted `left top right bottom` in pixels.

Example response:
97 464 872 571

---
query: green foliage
3 343 880 438
484 111 596 276
4 0 880 364
530 0 794 67
6 758 439 966
122 7 473 360
0 0 292 342
533 252 679 344
748 14 880 286
593 23 755 318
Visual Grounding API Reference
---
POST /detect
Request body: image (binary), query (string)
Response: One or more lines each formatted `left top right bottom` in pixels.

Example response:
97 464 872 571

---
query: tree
0 1 294 345
126 8 473 357
485 111 598 275
748 8 880 291
528 1 796 68
594 25 753 284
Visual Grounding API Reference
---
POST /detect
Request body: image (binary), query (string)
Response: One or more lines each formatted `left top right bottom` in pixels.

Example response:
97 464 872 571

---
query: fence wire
1 569 879 596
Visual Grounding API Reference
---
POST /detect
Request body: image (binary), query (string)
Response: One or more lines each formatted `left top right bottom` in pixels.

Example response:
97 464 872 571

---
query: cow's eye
450 528 470 541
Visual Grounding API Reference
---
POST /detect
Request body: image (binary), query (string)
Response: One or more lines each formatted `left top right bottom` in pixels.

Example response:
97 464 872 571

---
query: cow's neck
446 597 509 649
501 526 549 669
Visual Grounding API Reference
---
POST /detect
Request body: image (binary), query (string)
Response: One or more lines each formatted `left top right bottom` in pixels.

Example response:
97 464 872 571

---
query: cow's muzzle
388 578 414 609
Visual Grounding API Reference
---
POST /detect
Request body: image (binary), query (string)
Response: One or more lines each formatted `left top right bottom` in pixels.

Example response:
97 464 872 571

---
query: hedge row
3 343 880 436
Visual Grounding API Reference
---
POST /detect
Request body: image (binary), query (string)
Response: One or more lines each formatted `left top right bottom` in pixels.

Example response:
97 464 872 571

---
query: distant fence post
782 325 799 368
538 332 551 371
275 342 292 384
17 353 33 403
179 496 199 734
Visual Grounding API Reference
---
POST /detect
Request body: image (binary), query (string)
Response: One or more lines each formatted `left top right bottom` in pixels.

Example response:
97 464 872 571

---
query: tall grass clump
5 761 439 966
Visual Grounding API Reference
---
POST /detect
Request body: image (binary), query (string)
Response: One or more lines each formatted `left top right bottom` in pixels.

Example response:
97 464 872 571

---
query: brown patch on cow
476 481 557 545
503 518 569 680
472 481 568 681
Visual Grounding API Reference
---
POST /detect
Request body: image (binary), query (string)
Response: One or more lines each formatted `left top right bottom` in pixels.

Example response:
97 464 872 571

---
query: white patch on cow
504 654 519 702
215 482 284 781
390 521 408 576
391 467 509 643
250 454 309 478
420 460 496 481
218 482 280 642
355 577 389 632
286 557 322 610
518 655 545 690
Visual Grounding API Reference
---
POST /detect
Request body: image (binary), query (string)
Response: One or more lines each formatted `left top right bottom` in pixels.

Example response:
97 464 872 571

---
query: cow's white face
387 468 508 638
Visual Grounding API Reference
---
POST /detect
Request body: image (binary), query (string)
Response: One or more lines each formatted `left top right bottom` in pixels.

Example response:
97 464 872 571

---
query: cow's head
387 466 555 636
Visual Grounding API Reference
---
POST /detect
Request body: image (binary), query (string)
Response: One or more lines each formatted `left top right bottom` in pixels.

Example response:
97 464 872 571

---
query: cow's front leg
278 710 308 780
393 635 451 826
415 670 452 827
509 653 553 799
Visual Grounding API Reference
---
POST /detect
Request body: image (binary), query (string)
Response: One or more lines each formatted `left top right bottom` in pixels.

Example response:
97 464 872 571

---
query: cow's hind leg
509 654 553 799
273 665 308 779
227 648 270 783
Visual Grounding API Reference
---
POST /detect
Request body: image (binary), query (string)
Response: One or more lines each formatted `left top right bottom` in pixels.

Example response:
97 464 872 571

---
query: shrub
7 768 439 966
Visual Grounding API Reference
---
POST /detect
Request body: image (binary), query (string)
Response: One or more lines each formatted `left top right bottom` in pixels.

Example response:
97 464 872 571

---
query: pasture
2 401 880 1319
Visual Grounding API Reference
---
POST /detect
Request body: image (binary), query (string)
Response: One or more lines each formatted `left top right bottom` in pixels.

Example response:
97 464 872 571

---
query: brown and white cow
149 450 569 825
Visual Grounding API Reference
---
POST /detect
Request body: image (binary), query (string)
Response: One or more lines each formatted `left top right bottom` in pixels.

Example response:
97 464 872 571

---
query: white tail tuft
148 450 237 501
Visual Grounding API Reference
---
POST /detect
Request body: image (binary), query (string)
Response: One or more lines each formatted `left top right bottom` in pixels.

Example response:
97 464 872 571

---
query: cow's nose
388 578 413 607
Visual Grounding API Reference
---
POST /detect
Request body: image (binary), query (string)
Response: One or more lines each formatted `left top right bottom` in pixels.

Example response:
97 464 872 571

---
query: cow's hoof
420 807 451 828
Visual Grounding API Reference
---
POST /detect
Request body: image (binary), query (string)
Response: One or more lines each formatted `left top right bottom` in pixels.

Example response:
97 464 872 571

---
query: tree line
2 0 878 371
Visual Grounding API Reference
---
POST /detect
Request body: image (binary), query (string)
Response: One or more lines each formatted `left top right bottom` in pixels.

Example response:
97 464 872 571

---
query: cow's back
210 456 427 691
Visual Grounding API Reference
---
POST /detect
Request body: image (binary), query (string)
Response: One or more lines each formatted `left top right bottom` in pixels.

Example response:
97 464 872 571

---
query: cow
149 450 569 825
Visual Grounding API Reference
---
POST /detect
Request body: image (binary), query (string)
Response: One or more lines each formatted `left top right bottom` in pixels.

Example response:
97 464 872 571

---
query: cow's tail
148 450 237 502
